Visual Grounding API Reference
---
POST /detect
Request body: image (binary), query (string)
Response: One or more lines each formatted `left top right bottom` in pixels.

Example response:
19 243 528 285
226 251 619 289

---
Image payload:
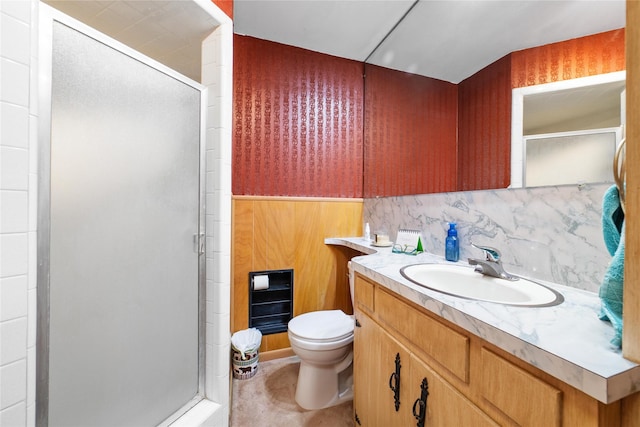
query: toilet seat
288 310 354 342
288 331 354 352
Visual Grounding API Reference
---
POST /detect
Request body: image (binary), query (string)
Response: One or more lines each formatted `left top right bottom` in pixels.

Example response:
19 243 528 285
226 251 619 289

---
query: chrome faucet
467 243 518 281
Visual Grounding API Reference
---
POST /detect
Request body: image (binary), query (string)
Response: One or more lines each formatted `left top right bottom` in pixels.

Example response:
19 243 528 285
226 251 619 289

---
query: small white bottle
364 222 371 241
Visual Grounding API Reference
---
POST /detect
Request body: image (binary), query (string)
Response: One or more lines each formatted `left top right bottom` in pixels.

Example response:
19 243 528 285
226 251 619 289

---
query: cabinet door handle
412 377 429 427
388 353 401 411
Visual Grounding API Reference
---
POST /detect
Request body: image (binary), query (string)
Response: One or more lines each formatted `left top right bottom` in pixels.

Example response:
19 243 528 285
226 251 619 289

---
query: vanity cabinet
353 273 631 426
354 307 495 426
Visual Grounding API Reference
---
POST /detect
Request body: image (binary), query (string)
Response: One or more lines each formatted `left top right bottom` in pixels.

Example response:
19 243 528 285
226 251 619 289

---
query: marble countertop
326 237 640 404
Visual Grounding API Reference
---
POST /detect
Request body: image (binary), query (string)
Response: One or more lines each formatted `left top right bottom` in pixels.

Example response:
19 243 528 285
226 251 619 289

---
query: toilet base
294 354 353 410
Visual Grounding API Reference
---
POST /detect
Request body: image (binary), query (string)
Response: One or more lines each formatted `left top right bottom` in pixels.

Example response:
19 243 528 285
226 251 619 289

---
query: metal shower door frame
36 5 207 425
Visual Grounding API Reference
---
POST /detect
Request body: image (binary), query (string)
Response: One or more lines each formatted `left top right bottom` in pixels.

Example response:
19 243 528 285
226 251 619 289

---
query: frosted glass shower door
46 21 202 426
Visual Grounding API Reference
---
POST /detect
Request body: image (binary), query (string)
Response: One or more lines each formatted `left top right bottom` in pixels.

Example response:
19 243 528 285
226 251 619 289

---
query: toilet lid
288 310 354 341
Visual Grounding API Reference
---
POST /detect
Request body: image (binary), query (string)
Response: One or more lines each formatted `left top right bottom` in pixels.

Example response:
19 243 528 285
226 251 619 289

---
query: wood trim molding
233 195 364 203
259 348 295 362
623 0 640 362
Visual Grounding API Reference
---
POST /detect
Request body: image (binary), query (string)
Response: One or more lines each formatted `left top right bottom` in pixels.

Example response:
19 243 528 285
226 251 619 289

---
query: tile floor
229 356 353 426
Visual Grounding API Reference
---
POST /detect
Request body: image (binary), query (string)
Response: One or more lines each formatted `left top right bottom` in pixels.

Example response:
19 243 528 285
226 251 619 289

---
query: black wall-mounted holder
248 269 294 335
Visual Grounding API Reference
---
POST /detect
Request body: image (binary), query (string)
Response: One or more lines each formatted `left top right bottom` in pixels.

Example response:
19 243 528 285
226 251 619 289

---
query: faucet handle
470 242 501 262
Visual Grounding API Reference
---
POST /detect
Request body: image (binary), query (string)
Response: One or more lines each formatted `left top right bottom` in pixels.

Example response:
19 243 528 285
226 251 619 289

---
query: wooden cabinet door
354 312 413 426
409 354 498 427
353 312 380 426
375 326 413 426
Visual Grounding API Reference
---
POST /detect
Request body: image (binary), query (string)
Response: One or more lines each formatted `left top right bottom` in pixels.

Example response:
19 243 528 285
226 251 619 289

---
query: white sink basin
400 263 563 307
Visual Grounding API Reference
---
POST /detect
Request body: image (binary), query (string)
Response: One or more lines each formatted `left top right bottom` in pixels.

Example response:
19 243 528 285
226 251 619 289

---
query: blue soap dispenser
445 223 459 262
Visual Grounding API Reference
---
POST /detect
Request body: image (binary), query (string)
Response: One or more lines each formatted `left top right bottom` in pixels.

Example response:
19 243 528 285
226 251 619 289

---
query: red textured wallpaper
232 35 364 197
364 65 458 197
211 0 233 19
232 29 624 198
511 29 625 88
456 29 624 191
458 56 512 191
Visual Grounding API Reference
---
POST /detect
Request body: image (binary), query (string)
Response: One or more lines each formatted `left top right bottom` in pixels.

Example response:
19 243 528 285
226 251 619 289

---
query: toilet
287 264 356 410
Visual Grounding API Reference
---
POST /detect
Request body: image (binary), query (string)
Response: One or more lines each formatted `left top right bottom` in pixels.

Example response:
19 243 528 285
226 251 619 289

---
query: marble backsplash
364 183 615 293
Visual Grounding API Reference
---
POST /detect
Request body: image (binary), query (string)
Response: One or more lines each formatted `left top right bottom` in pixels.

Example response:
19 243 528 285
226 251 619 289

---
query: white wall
201 11 233 426
1 0 38 424
0 1 233 425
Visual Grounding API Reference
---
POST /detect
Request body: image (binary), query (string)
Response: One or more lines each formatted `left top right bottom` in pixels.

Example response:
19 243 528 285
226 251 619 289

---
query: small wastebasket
231 328 262 380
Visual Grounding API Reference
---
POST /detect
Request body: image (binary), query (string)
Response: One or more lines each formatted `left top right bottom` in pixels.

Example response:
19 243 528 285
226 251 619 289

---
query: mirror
511 71 625 188
363 0 626 196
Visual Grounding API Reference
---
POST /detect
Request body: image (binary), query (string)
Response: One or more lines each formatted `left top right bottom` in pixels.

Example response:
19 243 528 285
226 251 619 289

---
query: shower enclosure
37 9 205 426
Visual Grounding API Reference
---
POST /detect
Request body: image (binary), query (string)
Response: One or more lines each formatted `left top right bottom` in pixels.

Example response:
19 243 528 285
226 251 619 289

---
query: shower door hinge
194 233 205 255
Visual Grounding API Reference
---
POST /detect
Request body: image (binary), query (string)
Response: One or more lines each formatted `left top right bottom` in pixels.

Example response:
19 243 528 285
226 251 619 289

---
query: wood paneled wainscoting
232 196 364 353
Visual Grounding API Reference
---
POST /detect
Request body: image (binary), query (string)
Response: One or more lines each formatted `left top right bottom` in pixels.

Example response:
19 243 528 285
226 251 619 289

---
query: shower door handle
193 233 205 255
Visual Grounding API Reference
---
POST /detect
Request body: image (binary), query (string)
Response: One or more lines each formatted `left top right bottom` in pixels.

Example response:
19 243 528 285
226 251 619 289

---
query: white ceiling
234 0 625 83
46 0 625 84
524 80 626 134
45 0 626 132
234 0 415 64
44 0 220 81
